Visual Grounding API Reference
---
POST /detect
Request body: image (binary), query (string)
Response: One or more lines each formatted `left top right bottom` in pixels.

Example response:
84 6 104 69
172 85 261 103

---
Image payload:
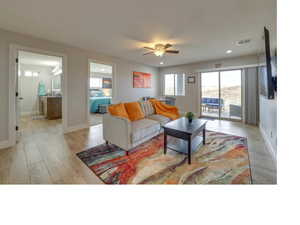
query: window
32 72 39 77
24 70 39 77
52 76 61 91
24 71 32 77
164 73 185 96
90 77 102 89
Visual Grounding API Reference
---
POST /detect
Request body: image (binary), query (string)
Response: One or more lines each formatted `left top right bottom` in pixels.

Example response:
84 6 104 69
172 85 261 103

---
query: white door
15 55 22 140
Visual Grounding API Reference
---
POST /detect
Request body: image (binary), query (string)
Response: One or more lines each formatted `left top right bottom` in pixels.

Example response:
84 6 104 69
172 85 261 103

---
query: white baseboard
259 124 276 160
64 123 89 133
0 140 10 150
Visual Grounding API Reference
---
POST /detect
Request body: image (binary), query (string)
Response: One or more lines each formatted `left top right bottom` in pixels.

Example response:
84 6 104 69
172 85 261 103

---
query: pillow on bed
90 90 105 97
90 92 97 97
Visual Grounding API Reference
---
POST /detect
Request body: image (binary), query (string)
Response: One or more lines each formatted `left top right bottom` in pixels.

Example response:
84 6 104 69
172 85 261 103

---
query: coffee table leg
188 137 191 164
203 128 206 145
164 132 167 154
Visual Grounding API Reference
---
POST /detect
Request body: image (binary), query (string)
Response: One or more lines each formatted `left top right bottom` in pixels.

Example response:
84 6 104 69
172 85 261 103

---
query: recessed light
160 62 164 65
226 50 232 54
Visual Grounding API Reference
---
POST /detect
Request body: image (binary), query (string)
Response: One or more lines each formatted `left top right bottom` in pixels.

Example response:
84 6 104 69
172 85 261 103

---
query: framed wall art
187 76 195 83
133 71 152 88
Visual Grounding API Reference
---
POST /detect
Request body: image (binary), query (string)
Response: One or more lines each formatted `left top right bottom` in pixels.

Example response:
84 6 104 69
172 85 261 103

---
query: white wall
159 55 259 114
0 28 159 144
258 55 277 157
18 64 53 115
259 95 277 155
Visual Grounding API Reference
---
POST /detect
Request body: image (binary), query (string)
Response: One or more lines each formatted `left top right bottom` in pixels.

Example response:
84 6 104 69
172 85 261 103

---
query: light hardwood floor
0 116 276 184
89 113 103 126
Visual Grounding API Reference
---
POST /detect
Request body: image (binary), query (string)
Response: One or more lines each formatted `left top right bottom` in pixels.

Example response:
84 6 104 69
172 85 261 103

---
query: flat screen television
259 27 277 99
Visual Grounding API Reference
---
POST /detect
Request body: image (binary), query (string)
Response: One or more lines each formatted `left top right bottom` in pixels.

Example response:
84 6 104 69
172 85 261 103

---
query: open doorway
17 51 63 138
88 61 113 126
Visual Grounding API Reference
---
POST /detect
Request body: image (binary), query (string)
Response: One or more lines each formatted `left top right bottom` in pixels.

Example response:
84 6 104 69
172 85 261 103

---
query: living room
0 29 276 184
0 0 298 224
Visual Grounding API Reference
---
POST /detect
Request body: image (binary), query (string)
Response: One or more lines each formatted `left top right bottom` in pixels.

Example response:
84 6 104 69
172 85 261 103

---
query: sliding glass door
201 72 220 118
201 70 242 121
220 70 242 120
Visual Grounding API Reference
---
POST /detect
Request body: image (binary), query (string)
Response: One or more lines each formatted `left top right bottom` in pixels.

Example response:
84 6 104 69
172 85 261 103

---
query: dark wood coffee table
162 117 207 164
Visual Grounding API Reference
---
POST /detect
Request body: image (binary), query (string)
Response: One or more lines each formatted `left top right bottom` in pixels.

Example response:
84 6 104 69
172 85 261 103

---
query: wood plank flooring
0 116 276 184
90 113 103 126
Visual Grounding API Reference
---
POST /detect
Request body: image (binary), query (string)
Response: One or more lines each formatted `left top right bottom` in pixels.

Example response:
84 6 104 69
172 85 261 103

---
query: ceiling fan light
154 50 165 57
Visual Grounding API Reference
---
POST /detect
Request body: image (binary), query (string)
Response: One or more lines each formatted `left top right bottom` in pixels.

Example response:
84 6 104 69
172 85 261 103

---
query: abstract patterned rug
77 131 252 184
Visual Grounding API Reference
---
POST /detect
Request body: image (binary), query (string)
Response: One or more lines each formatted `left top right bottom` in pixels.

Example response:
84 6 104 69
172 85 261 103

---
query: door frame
198 68 243 122
8 44 68 147
87 59 116 125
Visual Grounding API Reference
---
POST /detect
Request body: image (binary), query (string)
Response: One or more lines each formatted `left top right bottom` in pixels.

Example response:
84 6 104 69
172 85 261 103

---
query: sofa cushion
139 101 155 117
131 119 160 143
124 102 145 121
108 103 129 119
147 114 171 126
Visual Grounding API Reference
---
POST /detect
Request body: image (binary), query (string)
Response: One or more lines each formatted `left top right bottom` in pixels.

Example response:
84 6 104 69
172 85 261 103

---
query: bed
89 90 111 113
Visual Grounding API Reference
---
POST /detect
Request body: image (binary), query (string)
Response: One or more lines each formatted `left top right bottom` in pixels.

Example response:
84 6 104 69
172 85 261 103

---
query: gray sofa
103 101 171 154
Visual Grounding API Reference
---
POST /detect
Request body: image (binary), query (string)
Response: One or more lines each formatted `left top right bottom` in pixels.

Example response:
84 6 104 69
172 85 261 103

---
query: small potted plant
185 112 195 123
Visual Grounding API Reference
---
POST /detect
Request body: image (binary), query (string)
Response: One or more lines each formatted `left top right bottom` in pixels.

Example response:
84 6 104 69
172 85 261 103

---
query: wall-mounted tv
259 27 277 99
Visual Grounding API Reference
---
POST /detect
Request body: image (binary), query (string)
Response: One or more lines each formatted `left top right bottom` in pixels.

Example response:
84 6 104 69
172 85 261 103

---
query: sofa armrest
103 114 132 150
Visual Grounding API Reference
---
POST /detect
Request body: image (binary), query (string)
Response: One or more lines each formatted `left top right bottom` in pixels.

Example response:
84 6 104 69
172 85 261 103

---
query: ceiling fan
143 43 179 57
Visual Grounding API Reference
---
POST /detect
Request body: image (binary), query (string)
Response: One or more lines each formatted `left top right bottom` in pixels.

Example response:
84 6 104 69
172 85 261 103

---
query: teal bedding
89 97 111 113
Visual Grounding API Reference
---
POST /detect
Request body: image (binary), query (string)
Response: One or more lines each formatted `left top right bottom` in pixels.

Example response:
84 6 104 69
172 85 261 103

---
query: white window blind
164 73 185 96
24 71 39 77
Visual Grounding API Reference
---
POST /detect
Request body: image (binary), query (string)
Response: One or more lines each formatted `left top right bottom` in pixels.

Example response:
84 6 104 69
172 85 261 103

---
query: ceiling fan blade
166 50 179 54
164 44 172 49
143 51 154 55
144 47 155 50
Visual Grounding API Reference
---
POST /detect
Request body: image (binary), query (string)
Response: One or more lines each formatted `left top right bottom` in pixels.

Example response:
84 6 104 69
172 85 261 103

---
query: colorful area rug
77 131 252 184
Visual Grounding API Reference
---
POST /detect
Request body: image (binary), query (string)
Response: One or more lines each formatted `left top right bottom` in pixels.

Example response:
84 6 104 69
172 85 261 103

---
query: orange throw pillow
124 102 145 121
108 103 129 119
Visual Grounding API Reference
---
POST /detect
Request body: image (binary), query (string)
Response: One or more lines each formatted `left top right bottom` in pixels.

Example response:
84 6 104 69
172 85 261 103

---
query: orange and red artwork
133 71 151 88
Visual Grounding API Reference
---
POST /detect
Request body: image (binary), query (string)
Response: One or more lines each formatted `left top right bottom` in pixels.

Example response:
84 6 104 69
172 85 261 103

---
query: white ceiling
19 51 62 67
0 0 276 67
